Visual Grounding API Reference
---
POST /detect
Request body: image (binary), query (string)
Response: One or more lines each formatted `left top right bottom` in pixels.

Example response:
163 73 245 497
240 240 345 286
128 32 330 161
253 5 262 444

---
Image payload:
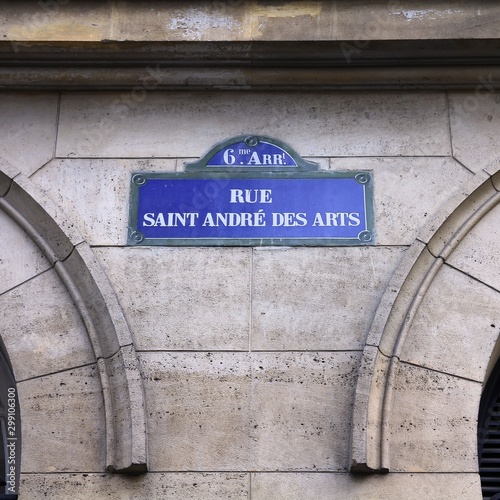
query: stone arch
0 159 147 474
351 167 500 473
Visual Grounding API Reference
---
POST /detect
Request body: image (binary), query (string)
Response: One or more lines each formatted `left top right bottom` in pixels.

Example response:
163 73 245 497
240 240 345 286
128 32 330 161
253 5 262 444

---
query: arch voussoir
0 159 147 474
351 169 500 473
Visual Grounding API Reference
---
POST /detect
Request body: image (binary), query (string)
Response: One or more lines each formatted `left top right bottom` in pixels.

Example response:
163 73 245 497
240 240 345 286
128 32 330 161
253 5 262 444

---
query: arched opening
0 336 20 499
351 169 500 481
479 356 500 499
0 162 147 481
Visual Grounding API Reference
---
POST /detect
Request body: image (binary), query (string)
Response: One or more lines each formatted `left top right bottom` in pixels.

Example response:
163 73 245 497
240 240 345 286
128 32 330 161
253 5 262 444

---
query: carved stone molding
0 158 148 474
351 168 500 472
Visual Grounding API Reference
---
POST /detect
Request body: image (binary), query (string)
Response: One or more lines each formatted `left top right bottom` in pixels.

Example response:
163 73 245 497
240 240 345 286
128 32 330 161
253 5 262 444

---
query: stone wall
0 86 498 498
1 2 500 499
2 1 499 42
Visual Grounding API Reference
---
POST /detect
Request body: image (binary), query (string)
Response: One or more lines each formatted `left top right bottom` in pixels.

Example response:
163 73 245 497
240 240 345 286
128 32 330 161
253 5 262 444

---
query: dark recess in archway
0 335 20 499
479 355 500 499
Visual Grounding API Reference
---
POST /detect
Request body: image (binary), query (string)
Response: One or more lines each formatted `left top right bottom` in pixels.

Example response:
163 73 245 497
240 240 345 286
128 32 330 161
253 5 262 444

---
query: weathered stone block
139 351 360 471
350 345 391 472
388 362 480 472
251 471 481 499
449 90 500 173
60 246 122 359
447 201 500 293
0 158 19 196
248 351 360 471
105 346 148 472
0 209 51 295
329 157 472 246
366 241 429 350
2 2 499 43
400 264 500 382
334 3 500 40
0 269 95 381
492 170 500 190
20 472 249 499
0 92 58 176
32 158 176 246
5 174 82 261
416 170 492 252
95 247 251 351
116 2 246 42
252 246 404 350
19 364 106 473
57 92 450 158
140 351 252 471
424 175 496 259
1 3 112 42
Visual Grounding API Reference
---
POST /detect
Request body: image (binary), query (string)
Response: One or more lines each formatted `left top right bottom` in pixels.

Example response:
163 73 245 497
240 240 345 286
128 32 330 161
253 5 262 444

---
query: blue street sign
128 136 374 246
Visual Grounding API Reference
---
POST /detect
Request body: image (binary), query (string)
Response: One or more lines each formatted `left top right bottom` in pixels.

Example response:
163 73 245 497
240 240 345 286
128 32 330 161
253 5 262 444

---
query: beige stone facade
1 2 500 499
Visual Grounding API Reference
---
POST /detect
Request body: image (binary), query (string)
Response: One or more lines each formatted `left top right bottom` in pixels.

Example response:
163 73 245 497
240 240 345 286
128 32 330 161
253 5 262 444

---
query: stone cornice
0 40 500 90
